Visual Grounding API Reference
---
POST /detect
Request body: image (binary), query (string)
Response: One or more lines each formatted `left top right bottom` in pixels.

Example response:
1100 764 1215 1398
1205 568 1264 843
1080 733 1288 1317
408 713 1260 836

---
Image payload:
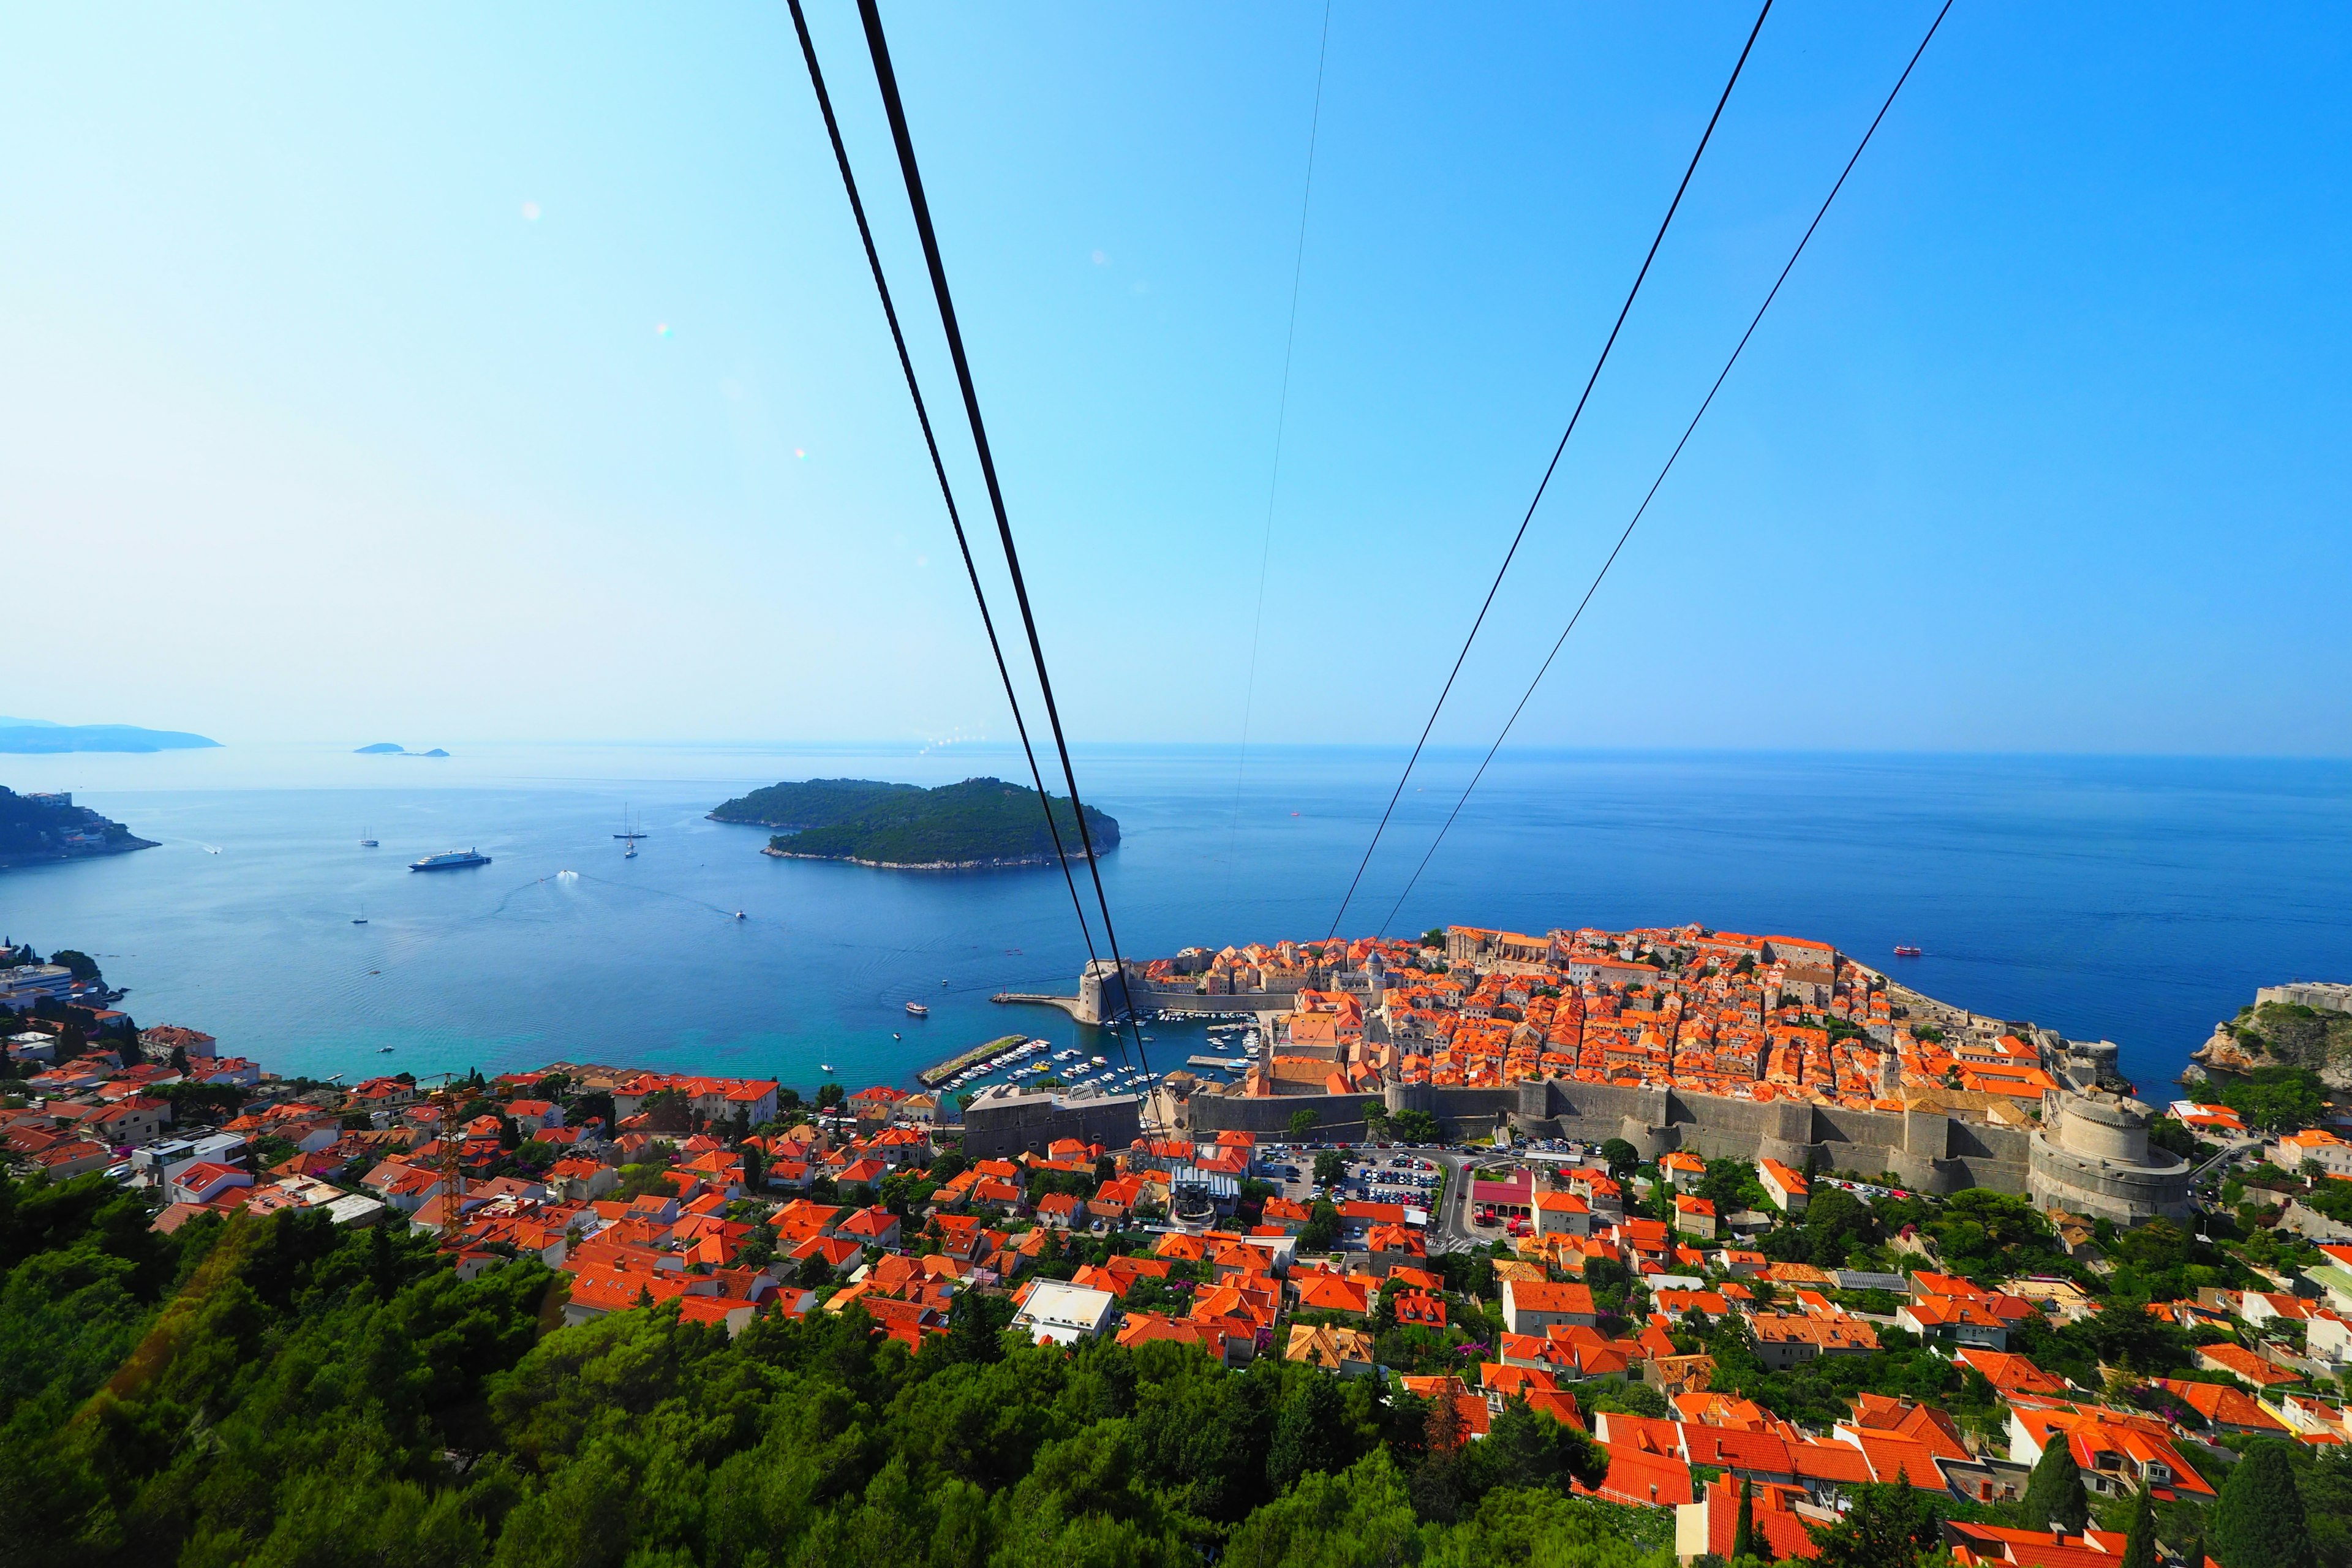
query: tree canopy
0 1169 1652 1568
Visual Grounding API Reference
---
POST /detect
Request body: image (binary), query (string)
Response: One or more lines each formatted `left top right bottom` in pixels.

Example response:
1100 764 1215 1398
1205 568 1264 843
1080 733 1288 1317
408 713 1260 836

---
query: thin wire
1325 0 1773 941
857 0 1158 1101
1225 0 1335 916
1376 0 1956 936
785 0 1104 981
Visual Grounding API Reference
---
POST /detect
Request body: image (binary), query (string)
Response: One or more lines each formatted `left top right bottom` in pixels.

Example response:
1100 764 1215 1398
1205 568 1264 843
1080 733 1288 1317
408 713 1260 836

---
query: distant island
0 786 157 869
710 777 1120 870
0 717 219 755
354 744 451 757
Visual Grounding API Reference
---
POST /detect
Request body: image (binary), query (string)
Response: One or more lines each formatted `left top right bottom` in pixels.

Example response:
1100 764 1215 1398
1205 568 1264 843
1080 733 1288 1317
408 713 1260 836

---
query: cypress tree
2022 1430 2090 1532
2119 1485 2158 1568
2212 1442 2315 1568
1731 1477 1758 1562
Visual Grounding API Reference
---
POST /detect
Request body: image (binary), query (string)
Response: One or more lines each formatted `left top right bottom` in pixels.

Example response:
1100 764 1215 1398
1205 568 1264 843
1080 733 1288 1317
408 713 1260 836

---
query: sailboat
624 837 638 859
614 804 647 841
352 906 369 925
360 827 379 847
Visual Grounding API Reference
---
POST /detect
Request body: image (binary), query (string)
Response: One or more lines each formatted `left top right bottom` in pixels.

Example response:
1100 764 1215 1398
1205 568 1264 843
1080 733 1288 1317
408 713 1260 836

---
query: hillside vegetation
2227 1001 2352 1074
0 787 154 865
713 777 1119 867
0 1174 1660 1567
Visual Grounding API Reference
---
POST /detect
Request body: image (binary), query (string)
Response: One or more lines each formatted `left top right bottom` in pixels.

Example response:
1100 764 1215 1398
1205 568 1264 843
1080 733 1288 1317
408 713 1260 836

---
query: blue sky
6 3 2349 755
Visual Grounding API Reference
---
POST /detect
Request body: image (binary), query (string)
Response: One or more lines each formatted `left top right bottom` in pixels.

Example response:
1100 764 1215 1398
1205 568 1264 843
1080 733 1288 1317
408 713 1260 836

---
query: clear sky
6 4 2349 755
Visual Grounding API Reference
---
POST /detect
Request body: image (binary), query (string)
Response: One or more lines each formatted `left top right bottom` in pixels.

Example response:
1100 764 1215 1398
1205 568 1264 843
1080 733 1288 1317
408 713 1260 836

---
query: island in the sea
354 743 451 756
0 786 158 869
710 776 1119 869
0 717 219 754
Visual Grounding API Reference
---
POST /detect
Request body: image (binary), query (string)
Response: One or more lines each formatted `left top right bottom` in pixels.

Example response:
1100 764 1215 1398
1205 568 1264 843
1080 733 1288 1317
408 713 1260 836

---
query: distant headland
0 717 219 755
709 777 1120 870
0 786 157 869
354 743 451 757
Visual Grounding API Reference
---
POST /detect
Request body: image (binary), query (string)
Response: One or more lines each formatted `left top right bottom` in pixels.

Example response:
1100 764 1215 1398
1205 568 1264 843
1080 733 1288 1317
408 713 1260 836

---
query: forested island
0 786 156 869
710 777 1120 869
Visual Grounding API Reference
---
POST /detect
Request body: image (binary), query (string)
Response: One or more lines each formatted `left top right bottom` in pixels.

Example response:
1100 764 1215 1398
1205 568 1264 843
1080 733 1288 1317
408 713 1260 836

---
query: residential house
1501 1278 1598 1335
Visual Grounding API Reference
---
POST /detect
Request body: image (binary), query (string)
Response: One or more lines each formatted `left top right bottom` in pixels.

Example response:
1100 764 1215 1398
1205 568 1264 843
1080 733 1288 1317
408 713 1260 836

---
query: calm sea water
1 742 2345 1096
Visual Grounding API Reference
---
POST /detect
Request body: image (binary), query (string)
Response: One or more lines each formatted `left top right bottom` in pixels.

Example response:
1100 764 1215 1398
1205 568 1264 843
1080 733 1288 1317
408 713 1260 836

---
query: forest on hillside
712 777 1119 868
0 1170 1683 1567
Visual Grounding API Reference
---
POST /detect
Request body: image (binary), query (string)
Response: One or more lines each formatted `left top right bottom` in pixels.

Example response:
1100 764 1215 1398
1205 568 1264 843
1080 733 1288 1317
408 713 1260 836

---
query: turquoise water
1 742 2345 1096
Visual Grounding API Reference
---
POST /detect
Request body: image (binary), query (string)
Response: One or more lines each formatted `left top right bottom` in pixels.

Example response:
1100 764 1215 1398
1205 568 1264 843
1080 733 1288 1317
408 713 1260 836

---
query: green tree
1362 1101 1391 1142
816 1081 845 1110
2119 1484 2158 1568
2218 1066 2326 1134
1313 1150 1346 1189
1266 1372 1354 1493
2214 1442 2317 1568
1809 1476 1940 1568
947 1287 1006 1365
2022 1430 2090 1532
47 949 100 982
1732 1477 1759 1562
1300 1199 1341 1253
1600 1139 1639 1178
1289 1109 1321 1141
1390 1109 1441 1144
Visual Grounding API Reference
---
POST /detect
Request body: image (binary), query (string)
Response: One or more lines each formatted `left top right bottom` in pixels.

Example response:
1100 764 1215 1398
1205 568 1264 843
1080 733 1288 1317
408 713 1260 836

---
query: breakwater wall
1185 1078 2029 1197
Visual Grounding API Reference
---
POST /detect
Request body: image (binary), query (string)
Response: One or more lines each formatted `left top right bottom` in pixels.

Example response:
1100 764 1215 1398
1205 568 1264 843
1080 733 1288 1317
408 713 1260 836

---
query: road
1427 1150 1485 1255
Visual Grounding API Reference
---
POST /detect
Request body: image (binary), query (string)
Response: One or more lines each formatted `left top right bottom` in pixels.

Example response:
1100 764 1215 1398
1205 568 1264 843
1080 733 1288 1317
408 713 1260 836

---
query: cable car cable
1374 0 1956 936
1326 0 1774 940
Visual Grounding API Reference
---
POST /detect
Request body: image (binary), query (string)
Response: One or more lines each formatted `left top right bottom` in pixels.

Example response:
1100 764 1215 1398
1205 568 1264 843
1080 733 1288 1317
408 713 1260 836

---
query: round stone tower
2027 1088 2194 1223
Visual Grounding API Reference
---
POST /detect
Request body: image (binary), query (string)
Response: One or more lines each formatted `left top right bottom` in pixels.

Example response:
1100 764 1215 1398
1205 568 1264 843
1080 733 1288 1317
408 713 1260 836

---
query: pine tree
2022 1430 2090 1532
2119 1485 2158 1568
2212 1442 2316 1568
1731 1477 1759 1562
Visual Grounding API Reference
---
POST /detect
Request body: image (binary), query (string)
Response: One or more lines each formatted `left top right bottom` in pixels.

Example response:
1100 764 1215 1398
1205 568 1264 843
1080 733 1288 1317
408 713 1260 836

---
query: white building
1011 1280 1118 1345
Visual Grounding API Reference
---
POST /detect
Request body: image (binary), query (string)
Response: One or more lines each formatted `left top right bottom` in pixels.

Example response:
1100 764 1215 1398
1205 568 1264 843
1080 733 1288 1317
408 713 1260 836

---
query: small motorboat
906 1002 929 1017
1892 944 1922 958
734 910 746 920
377 1045 394 1053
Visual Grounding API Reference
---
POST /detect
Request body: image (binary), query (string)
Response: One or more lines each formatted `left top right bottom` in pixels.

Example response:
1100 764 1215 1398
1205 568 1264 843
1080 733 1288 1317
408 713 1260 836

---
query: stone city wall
961 1090 1148 1161
1183 1077 2031 1197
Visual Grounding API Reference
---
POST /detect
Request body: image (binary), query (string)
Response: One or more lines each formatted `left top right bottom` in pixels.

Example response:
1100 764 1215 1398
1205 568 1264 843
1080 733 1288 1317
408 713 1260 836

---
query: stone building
2026 1088 2195 1224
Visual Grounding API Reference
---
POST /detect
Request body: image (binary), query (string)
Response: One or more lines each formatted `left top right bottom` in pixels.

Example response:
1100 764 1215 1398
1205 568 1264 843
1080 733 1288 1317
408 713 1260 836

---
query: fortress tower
2026 1087 2195 1224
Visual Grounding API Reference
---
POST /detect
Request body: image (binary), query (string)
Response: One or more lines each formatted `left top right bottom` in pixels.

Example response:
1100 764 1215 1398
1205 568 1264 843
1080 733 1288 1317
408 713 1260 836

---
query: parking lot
1253 1143 1444 1209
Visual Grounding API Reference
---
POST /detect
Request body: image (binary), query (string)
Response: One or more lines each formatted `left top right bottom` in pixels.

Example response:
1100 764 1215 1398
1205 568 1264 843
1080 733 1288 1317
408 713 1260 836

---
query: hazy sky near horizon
7 3 2350 756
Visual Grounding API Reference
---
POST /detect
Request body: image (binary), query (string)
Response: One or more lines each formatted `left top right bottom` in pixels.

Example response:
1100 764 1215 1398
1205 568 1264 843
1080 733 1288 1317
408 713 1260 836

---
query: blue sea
2 742 2346 1098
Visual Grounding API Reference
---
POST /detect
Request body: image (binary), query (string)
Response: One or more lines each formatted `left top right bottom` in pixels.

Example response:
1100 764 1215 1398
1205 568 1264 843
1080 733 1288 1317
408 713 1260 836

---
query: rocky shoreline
0 835 159 871
760 846 1094 871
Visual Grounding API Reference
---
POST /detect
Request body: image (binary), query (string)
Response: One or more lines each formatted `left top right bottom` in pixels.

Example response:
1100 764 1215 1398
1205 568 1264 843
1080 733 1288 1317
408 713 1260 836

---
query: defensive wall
1074 961 1300 1025
1183 1077 2032 1197
960 1085 1148 1161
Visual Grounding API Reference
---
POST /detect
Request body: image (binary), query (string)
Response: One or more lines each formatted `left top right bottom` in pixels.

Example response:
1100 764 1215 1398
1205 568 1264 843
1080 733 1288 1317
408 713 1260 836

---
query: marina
916 1033 1032 1088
